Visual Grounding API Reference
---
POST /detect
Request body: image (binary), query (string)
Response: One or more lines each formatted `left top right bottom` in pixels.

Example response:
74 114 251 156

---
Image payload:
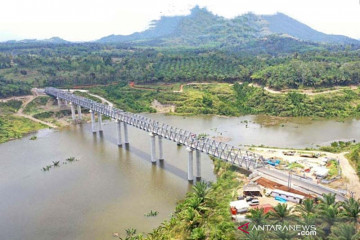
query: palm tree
341 197 360 223
181 207 201 230
298 214 325 239
246 208 269 225
185 196 209 214
295 198 317 216
268 203 295 223
192 181 210 203
268 221 298 240
319 193 337 208
318 205 342 236
240 229 267 240
328 223 360 240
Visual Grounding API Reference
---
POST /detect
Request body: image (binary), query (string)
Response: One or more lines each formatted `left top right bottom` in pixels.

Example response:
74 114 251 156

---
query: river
1 114 359 239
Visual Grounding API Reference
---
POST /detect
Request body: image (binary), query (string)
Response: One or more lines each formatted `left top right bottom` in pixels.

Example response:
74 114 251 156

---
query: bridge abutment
187 147 194 182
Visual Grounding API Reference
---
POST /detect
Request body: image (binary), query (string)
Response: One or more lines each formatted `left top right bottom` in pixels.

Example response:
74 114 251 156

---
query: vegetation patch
144 210 158 217
0 115 45 143
346 144 360 177
0 100 22 114
42 157 79 172
23 96 50 115
73 91 102 103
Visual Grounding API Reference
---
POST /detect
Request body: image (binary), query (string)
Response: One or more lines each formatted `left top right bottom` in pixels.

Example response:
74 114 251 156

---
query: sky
0 0 359 42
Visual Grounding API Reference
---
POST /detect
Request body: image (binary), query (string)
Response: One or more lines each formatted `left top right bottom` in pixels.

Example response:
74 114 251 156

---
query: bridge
44 87 348 201
45 87 265 181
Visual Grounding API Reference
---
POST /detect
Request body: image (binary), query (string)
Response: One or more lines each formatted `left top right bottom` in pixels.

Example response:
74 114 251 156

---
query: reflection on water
1 114 359 239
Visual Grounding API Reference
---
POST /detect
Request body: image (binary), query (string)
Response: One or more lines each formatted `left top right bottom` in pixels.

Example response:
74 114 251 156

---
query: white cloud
0 0 359 41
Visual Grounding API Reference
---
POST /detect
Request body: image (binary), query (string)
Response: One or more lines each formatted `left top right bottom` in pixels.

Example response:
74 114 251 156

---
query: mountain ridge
97 7 359 46
3 36 69 44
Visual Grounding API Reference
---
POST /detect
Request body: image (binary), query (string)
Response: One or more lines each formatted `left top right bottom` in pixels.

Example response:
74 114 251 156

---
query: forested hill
263 13 357 44
98 6 359 46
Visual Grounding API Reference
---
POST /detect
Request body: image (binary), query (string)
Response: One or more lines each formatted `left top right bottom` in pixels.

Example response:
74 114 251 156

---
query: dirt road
13 94 58 128
248 82 358 96
338 152 360 199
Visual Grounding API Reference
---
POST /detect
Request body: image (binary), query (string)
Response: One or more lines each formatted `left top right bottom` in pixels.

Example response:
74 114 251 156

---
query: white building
271 189 305 203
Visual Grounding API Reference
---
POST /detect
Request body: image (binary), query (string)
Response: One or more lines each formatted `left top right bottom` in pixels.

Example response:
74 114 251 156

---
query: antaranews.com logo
238 222 316 236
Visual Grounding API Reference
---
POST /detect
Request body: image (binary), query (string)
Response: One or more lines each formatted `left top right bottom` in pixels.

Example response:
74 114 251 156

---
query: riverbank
248 146 360 199
116 157 360 239
0 115 46 143
116 158 246 239
0 89 116 144
89 82 360 119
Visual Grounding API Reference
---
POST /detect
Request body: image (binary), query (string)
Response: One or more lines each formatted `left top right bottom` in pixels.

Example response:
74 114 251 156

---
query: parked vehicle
249 199 259 206
267 159 280 166
237 196 245 200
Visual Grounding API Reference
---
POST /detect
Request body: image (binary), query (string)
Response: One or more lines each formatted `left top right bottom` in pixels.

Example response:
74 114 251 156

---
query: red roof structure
251 204 274 214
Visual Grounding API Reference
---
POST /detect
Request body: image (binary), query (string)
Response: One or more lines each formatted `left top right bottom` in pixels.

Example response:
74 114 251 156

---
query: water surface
1 114 359 239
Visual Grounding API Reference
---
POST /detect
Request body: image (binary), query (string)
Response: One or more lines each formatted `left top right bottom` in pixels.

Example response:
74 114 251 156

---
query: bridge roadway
45 87 347 201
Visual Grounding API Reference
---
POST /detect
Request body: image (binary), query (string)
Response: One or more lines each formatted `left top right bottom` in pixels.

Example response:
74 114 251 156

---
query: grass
72 91 102 103
91 82 360 119
23 96 50 115
319 140 355 153
327 160 340 178
346 144 360 177
90 83 238 116
0 100 22 114
0 115 46 143
287 162 304 170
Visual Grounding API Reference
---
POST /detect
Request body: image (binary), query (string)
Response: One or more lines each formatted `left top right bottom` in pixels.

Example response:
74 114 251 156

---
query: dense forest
0 42 360 98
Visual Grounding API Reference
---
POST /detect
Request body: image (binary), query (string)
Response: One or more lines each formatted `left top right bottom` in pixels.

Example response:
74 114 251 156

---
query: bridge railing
45 87 265 170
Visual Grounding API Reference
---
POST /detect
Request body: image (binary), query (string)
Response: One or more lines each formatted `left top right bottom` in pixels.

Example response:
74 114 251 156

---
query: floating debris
30 136 37 141
144 210 159 217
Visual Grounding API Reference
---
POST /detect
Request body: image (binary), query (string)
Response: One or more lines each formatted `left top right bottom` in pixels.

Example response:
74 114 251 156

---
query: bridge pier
187 147 194 182
57 97 61 107
196 150 201 179
70 102 76 121
90 110 96 133
98 113 103 132
158 136 164 161
123 122 129 145
116 120 122 146
150 133 156 163
77 105 82 120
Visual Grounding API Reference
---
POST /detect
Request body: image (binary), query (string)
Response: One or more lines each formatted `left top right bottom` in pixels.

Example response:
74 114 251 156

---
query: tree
328 223 360 240
246 208 269 225
268 204 295 224
295 198 317 216
341 197 360 222
319 193 337 209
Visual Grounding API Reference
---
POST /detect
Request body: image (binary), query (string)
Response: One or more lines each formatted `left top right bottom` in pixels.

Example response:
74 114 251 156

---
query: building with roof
243 182 262 196
271 189 305 203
